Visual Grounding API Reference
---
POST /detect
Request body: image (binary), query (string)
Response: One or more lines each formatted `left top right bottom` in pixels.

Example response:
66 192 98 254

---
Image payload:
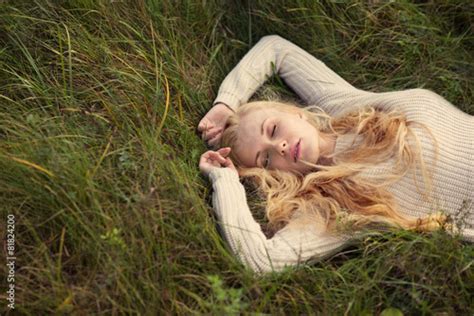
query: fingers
208 133 223 148
199 149 237 177
208 151 227 164
201 126 222 141
201 148 231 164
222 157 233 168
216 148 234 168
198 118 214 132
217 147 231 157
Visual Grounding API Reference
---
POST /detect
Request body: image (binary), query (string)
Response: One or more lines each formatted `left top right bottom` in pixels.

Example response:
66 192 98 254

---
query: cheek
308 127 320 148
232 146 252 167
272 156 290 170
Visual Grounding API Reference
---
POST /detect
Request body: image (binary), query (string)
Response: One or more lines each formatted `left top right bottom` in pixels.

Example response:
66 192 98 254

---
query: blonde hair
220 101 449 235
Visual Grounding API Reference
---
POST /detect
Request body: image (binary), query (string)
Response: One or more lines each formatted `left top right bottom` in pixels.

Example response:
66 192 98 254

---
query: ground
0 0 473 314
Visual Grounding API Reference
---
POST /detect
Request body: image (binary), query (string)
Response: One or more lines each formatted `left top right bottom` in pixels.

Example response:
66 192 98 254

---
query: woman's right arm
199 149 355 274
208 167 354 274
213 35 358 111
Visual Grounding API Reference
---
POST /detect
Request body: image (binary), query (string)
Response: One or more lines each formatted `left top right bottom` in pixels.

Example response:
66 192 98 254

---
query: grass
0 0 473 314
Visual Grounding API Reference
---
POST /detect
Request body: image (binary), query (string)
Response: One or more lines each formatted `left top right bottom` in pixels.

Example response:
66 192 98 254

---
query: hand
198 103 234 148
199 147 237 177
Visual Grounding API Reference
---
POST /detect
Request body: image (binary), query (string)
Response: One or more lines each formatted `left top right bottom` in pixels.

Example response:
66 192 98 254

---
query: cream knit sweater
208 35 474 274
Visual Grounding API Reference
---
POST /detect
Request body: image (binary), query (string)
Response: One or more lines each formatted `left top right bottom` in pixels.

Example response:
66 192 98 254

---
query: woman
197 35 473 274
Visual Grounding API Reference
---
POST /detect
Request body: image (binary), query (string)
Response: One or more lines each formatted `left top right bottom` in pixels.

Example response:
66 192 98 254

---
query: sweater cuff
208 167 240 183
213 92 241 112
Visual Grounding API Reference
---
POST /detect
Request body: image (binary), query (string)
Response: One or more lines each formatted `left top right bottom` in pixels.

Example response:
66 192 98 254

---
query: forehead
234 108 278 166
237 108 274 141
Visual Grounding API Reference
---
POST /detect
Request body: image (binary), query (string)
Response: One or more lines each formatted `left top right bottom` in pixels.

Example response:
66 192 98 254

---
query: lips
292 139 301 162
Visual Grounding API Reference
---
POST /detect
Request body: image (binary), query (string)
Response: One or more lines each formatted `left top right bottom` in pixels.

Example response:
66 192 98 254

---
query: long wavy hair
220 100 449 235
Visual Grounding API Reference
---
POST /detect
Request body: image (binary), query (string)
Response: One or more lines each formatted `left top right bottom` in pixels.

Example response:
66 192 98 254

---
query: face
233 108 322 175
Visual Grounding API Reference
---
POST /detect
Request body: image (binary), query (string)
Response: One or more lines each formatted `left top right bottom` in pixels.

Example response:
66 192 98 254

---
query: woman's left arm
212 35 472 118
200 35 363 147
213 35 359 112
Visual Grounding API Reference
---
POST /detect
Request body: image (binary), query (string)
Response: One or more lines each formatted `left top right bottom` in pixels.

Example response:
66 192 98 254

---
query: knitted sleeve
212 34 471 120
208 167 352 274
213 34 359 112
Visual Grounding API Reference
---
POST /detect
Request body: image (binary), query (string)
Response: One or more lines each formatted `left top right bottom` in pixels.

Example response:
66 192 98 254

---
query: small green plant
380 307 404 316
204 275 249 314
118 150 137 172
100 227 127 251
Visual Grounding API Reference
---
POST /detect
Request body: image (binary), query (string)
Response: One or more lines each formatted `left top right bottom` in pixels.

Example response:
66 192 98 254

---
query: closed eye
264 152 270 168
264 124 277 168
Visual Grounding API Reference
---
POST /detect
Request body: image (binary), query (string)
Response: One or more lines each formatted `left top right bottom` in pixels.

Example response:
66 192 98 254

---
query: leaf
381 307 404 316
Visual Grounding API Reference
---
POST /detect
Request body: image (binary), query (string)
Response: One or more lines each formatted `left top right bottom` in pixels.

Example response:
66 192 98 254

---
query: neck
320 132 337 156
318 132 338 165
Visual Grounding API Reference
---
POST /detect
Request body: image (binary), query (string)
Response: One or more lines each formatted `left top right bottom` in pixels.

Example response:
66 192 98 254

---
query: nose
276 139 288 156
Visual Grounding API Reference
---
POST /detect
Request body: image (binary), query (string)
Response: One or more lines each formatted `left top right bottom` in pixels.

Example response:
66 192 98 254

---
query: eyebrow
254 118 268 167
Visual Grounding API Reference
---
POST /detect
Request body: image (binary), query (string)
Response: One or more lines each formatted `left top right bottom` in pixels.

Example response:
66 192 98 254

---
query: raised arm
200 35 463 147
213 35 358 111
208 167 353 274
199 34 368 147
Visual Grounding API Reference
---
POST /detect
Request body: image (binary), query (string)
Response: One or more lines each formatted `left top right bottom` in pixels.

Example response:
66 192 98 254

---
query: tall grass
0 0 472 314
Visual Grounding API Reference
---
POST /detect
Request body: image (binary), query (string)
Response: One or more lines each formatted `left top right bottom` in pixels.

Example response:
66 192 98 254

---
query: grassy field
1 0 473 314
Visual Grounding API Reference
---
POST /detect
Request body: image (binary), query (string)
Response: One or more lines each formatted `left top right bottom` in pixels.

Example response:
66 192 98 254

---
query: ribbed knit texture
209 35 474 274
